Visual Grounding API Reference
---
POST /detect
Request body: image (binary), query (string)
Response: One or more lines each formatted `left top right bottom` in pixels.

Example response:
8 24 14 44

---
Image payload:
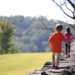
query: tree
0 19 18 54
52 0 75 20
38 16 54 32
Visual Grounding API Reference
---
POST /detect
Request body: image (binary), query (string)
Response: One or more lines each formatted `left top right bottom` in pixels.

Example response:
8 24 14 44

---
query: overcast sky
0 0 73 22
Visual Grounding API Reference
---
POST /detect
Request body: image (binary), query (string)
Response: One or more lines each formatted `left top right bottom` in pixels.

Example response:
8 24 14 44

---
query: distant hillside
0 16 68 52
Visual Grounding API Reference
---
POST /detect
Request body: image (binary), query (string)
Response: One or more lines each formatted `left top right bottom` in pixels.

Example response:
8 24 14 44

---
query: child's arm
46 40 51 48
64 40 70 45
46 34 53 48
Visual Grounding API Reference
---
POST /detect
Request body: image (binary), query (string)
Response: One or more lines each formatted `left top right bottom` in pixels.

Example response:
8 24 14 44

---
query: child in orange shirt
47 24 69 69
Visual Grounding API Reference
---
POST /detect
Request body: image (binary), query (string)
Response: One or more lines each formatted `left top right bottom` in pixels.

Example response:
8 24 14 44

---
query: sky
0 0 73 22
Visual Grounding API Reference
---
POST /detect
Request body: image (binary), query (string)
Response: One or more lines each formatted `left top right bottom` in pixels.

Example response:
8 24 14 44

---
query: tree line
0 16 69 54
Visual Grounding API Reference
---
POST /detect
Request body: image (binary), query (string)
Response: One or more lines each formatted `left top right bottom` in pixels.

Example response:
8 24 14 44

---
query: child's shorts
52 52 61 58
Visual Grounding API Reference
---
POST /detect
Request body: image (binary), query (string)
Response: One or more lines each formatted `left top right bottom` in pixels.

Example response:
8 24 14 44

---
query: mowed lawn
0 53 52 75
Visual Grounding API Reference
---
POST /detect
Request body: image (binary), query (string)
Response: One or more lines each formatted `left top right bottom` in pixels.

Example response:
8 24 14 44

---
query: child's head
65 26 71 34
55 24 63 32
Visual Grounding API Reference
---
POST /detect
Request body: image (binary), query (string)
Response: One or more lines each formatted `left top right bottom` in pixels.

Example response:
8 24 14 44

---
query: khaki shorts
52 52 61 58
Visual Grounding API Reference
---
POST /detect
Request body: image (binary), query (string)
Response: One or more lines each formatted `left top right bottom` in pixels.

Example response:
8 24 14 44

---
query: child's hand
68 44 71 46
46 45 50 48
46 46 49 49
70 43 75 46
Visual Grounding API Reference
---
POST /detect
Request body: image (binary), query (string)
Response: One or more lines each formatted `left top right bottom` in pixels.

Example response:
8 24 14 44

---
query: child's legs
52 52 55 65
65 43 68 55
56 53 61 66
68 45 71 54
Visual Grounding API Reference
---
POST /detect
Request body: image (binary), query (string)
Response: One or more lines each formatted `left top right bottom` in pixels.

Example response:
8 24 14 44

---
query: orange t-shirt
48 32 66 53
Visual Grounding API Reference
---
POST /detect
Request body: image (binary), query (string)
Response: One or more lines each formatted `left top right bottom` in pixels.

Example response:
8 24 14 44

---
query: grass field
0 53 52 75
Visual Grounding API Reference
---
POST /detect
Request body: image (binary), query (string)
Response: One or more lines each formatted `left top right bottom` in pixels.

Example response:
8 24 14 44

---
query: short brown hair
55 24 63 31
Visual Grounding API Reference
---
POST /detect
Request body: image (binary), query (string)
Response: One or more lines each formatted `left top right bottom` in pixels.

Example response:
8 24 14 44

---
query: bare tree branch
66 0 75 19
52 0 75 19
38 17 54 32
64 1 73 13
67 0 75 9
40 21 54 32
40 21 48 29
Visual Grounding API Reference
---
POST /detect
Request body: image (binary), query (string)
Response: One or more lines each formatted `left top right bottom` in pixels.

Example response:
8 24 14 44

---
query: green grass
0 53 52 75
